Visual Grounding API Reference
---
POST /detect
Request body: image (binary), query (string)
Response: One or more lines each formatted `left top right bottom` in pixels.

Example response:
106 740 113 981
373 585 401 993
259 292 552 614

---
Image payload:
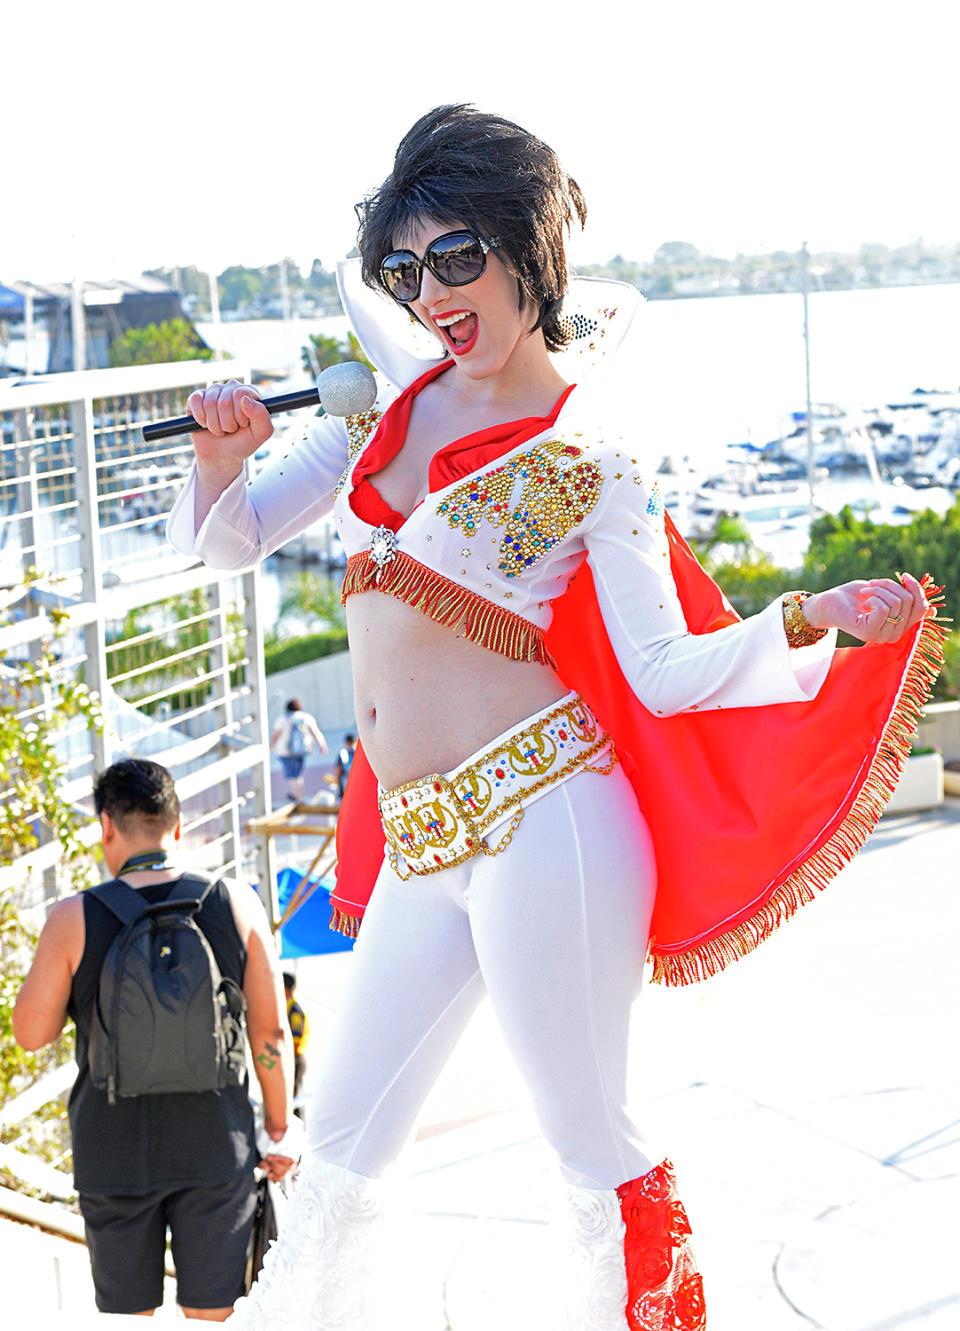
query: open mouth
434 311 478 355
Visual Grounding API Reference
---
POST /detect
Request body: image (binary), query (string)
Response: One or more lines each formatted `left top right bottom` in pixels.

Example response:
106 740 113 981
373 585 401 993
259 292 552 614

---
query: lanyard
117 851 171 876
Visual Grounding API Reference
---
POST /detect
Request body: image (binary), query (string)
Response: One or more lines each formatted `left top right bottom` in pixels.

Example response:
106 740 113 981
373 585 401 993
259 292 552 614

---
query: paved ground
5 798 958 1327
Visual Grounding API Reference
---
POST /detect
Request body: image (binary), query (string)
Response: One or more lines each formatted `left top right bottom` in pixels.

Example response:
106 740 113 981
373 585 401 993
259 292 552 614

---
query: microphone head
316 361 377 417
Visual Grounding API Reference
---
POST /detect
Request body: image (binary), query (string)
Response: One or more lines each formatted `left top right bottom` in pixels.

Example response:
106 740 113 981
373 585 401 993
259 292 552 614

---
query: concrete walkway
6 799 958 1327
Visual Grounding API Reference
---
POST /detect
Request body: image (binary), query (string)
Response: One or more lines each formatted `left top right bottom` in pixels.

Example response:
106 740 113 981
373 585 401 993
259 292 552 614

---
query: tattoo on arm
256 1040 282 1070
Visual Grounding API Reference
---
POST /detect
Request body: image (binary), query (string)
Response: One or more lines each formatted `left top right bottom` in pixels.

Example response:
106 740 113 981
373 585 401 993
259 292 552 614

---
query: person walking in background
335 733 356 799
12 758 300 1321
270 698 327 803
283 971 309 1118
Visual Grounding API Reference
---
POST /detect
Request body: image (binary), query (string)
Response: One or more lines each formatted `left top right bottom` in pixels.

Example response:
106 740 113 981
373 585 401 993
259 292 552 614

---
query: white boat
815 479 956 524
687 485 819 570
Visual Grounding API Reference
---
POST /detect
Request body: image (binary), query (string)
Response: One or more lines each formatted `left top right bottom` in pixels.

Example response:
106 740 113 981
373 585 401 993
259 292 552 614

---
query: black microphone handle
141 387 321 442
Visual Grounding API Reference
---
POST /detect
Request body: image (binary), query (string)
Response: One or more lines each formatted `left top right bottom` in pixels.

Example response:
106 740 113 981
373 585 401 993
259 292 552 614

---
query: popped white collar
335 258 645 431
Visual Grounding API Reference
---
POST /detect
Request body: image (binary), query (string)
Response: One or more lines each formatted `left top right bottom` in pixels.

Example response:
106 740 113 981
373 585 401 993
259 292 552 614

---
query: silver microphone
141 362 377 442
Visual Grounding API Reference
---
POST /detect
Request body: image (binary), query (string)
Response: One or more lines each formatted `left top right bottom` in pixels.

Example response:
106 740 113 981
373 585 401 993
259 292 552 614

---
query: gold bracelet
782 591 829 649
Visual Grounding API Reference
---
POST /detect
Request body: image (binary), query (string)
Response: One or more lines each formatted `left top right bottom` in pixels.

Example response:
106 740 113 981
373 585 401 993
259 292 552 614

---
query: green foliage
0 886 74 1175
107 588 246 714
218 266 262 310
0 579 104 871
264 629 349 675
578 238 960 300
146 259 343 317
301 331 373 380
692 512 755 558
692 499 959 699
701 553 793 619
0 576 103 1178
940 630 960 700
108 317 213 367
143 264 211 312
799 500 959 698
802 501 960 594
278 572 346 631
689 514 790 618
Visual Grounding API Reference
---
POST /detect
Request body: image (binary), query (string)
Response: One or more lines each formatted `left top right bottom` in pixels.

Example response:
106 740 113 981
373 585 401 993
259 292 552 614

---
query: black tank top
68 875 257 1195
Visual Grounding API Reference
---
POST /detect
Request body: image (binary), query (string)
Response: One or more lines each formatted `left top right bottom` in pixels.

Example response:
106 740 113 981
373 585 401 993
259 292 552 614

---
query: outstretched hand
803 572 933 644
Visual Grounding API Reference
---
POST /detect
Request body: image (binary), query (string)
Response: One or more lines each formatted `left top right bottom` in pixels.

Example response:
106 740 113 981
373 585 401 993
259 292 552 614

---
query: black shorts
79 1172 257 1313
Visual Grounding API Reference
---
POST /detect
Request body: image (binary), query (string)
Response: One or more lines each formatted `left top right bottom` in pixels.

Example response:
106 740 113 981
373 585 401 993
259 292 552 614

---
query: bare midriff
347 590 566 791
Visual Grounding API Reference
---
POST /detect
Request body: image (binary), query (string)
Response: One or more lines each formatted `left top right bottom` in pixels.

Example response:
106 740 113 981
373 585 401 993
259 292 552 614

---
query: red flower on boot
617 1161 705 1331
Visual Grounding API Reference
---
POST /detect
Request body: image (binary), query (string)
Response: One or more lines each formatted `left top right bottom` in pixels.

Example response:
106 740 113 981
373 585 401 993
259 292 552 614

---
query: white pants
307 760 658 1191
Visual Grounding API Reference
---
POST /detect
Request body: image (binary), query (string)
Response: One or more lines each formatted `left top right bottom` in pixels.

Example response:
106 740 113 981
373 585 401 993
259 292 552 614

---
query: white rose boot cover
230 1151 385 1330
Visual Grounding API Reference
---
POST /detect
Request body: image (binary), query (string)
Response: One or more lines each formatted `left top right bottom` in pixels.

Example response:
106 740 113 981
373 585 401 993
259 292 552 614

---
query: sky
5 0 959 284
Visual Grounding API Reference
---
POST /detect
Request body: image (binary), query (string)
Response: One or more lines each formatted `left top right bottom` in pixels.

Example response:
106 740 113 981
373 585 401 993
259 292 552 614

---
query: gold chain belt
379 695 616 879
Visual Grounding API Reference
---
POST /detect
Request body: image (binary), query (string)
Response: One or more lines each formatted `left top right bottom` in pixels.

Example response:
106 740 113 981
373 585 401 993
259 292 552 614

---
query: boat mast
801 241 816 515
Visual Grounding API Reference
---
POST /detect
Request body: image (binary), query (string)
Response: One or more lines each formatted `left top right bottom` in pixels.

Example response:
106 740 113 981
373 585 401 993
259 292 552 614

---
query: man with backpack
13 758 300 1320
269 698 328 804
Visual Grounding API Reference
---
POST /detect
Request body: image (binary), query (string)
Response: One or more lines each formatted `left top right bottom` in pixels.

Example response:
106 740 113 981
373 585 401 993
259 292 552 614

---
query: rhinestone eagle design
436 439 604 577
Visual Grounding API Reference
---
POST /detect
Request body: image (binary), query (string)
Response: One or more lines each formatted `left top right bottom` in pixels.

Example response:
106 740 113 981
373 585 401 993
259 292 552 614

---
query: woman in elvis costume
167 107 943 1329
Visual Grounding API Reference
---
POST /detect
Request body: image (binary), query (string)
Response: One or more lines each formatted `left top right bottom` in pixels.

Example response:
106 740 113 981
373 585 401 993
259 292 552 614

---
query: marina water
198 281 960 467
196 282 960 622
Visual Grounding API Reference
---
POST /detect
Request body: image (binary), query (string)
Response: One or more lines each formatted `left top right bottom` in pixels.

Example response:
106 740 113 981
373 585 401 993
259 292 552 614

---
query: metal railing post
71 394 111 780
241 559 278 929
207 577 243 875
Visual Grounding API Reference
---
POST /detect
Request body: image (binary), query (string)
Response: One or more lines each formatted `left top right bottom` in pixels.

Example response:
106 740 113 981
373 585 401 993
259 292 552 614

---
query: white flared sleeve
584 465 836 717
165 411 352 571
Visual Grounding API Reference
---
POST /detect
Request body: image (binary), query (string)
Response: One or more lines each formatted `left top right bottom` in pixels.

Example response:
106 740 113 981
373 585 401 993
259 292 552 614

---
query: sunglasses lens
381 252 421 302
427 233 486 287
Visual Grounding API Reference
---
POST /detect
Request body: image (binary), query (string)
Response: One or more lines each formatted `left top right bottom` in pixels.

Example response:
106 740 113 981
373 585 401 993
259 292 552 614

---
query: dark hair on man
93 758 180 834
286 699 302 713
357 104 587 353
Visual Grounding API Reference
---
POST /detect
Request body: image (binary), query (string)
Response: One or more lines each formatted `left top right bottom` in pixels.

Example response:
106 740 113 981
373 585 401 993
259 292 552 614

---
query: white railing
0 360 277 915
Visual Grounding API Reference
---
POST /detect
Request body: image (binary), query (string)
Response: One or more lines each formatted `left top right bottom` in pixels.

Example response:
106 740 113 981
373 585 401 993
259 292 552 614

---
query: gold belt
379 695 616 879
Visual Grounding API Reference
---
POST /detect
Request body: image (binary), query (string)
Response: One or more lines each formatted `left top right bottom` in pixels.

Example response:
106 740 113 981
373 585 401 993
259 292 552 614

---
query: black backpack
87 874 247 1105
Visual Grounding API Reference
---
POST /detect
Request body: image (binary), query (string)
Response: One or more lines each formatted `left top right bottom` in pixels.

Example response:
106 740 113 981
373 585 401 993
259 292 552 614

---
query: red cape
332 522 944 985
328 368 945 984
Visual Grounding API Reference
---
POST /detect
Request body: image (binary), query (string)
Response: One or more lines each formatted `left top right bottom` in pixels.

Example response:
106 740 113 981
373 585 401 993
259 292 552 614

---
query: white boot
231 1151 385 1330
559 1183 630 1330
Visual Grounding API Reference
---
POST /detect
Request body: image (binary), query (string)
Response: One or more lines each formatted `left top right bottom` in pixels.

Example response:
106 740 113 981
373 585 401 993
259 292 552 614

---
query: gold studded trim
341 549 557 666
333 406 383 498
378 697 615 877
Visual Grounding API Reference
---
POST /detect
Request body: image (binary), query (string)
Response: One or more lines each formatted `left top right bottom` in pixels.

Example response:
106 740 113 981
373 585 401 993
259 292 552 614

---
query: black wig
356 105 587 353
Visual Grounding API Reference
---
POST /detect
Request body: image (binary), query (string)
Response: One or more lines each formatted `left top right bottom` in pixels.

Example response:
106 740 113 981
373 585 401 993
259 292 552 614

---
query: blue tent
274 865 355 959
0 284 25 313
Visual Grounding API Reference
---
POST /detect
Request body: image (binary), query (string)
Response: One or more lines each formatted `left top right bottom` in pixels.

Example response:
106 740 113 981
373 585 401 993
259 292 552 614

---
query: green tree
801 502 959 697
301 331 373 380
218 268 262 311
278 572 346 632
108 318 213 367
0 579 104 1181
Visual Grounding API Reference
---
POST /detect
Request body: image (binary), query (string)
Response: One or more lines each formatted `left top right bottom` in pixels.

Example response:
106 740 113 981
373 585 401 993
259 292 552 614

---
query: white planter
883 752 945 815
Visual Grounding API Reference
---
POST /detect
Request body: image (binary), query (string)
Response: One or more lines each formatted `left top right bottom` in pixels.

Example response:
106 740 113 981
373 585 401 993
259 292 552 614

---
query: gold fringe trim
651 590 949 988
329 906 360 939
342 551 557 666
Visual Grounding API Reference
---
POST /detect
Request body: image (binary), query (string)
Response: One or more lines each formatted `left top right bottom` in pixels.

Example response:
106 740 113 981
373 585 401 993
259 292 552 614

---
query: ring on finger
885 613 903 624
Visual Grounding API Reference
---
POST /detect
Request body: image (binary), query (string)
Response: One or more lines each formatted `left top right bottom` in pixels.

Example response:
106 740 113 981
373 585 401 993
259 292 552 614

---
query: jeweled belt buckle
369 525 398 583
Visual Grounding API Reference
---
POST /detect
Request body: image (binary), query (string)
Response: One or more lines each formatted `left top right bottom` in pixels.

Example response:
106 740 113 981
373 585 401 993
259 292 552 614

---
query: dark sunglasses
380 230 501 304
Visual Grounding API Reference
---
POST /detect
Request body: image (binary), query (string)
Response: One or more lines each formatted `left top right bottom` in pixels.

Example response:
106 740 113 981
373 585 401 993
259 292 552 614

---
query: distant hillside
148 239 960 318
578 239 960 299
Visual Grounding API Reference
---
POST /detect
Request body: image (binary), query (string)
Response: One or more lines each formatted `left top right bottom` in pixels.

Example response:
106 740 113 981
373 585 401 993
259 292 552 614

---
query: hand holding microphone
141 361 378 443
